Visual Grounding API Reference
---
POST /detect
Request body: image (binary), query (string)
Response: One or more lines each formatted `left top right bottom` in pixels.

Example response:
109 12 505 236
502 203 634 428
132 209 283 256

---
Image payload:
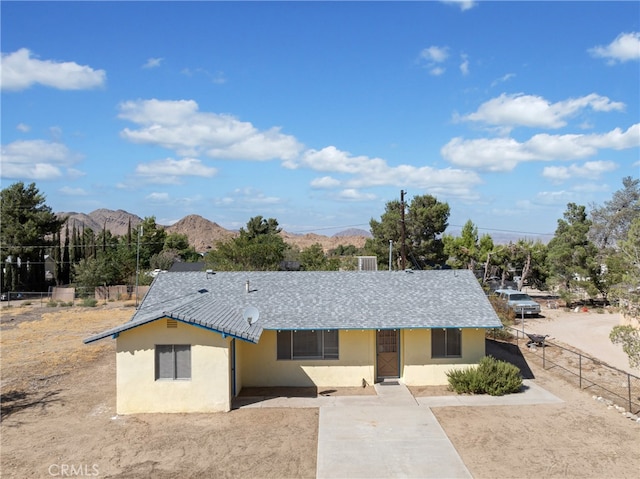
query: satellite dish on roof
243 306 260 326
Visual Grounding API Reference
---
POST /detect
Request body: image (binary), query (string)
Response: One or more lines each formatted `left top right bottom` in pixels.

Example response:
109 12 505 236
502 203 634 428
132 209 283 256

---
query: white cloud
59 186 88 196
286 146 482 200
463 93 625 130
418 46 470 76
66 168 86 179
229 187 284 205
146 192 171 202
542 160 618 182
119 99 302 160
441 123 639 171
49 126 63 141
0 139 83 180
441 1 477 12
589 32 640 64
211 71 227 84
491 73 515 87
459 54 469 76
143 57 163 69
535 190 575 206
135 157 218 184
181 67 227 84
336 189 377 201
16 123 30 133
310 176 341 189
420 46 449 63
1 48 106 91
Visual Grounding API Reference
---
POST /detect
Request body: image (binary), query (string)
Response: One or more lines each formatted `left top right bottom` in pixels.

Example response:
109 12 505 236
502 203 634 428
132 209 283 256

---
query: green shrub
82 298 98 307
446 367 485 394
446 356 522 396
47 300 59 308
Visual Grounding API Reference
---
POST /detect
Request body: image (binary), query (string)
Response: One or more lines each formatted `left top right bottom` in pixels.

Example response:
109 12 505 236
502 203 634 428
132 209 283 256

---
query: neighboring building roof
84 269 502 345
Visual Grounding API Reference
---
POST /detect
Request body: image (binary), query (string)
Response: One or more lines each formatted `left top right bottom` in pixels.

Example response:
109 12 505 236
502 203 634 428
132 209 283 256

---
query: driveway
525 308 638 375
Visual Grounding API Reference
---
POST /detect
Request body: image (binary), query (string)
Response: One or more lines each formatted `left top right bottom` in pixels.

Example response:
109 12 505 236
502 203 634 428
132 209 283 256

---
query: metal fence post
579 354 582 389
629 374 632 414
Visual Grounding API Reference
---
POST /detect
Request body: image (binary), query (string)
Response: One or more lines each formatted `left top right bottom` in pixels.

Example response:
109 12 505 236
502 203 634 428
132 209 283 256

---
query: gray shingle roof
84 269 502 344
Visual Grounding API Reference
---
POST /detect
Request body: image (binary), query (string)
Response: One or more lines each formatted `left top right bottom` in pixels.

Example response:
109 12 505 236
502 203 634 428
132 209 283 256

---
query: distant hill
165 215 236 252
333 228 372 238
57 209 142 237
280 231 367 253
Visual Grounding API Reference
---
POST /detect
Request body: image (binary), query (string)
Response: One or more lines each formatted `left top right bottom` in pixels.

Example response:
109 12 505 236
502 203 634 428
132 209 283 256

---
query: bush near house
446 356 523 396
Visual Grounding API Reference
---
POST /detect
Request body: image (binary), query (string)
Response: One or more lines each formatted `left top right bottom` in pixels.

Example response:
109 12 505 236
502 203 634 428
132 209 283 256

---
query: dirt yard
1 301 639 478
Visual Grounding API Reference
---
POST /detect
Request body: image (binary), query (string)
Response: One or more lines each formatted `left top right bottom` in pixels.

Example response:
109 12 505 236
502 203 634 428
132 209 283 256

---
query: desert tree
0 182 65 292
299 243 340 271
205 216 288 271
366 193 450 269
546 203 599 301
443 219 480 270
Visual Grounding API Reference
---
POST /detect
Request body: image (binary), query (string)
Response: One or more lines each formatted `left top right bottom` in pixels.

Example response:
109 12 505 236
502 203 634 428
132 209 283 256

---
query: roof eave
83 313 262 345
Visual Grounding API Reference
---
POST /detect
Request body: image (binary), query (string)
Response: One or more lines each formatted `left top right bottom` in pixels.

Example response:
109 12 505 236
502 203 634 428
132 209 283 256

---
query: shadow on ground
486 339 535 379
0 389 60 421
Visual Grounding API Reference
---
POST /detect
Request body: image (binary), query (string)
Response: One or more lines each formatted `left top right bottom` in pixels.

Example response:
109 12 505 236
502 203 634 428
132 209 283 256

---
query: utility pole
400 190 406 271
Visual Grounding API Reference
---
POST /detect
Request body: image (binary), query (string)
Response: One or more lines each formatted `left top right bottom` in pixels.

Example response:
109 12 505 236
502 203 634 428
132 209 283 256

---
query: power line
447 224 555 237
288 223 371 234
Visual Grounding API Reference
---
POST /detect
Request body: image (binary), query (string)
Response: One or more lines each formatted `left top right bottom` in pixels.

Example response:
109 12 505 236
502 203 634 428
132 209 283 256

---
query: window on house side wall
155 344 191 380
431 328 461 358
276 330 339 360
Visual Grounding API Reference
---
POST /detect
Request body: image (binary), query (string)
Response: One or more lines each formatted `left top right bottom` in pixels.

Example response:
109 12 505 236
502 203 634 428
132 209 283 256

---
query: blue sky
2 1 639 241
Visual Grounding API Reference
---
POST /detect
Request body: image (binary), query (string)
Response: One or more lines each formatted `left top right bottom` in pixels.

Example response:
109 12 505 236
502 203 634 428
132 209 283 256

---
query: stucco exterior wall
401 328 486 385
115 319 232 414
238 330 376 387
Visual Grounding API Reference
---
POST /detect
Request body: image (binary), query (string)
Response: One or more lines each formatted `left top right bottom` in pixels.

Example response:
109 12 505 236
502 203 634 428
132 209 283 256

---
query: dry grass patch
1 305 131 392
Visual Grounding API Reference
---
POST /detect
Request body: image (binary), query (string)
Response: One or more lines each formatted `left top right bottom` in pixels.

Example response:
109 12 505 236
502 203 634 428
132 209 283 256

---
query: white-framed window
431 328 461 358
155 344 191 380
277 330 339 360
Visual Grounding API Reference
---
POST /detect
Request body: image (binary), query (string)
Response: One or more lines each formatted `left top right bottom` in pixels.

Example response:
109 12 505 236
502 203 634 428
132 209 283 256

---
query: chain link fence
497 326 640 415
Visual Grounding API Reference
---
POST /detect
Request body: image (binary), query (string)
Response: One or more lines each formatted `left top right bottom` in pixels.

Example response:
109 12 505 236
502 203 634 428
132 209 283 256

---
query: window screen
293 330 323 358
277 330 339 360
431 329 461 358
155 344 191 380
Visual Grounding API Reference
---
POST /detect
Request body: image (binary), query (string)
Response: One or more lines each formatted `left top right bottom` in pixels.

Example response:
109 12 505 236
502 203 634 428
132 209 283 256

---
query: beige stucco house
84 270 502 413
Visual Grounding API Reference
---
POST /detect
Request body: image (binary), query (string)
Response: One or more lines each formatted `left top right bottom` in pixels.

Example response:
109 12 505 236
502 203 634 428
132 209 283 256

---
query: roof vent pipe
245 280 250 294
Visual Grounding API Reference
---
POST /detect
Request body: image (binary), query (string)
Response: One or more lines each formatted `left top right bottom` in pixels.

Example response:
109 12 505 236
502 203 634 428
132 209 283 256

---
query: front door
376 330 399 379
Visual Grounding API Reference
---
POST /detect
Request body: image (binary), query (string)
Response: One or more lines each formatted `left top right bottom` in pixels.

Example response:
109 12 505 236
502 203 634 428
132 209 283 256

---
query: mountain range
56 209 371 252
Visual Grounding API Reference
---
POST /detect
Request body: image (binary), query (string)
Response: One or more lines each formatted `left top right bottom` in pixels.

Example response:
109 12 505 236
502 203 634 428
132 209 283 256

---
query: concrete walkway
236 380 563 479
317 382 471 479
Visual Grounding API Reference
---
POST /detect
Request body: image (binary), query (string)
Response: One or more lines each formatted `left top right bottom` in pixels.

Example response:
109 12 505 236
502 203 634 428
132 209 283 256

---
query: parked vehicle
494 288 541 317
